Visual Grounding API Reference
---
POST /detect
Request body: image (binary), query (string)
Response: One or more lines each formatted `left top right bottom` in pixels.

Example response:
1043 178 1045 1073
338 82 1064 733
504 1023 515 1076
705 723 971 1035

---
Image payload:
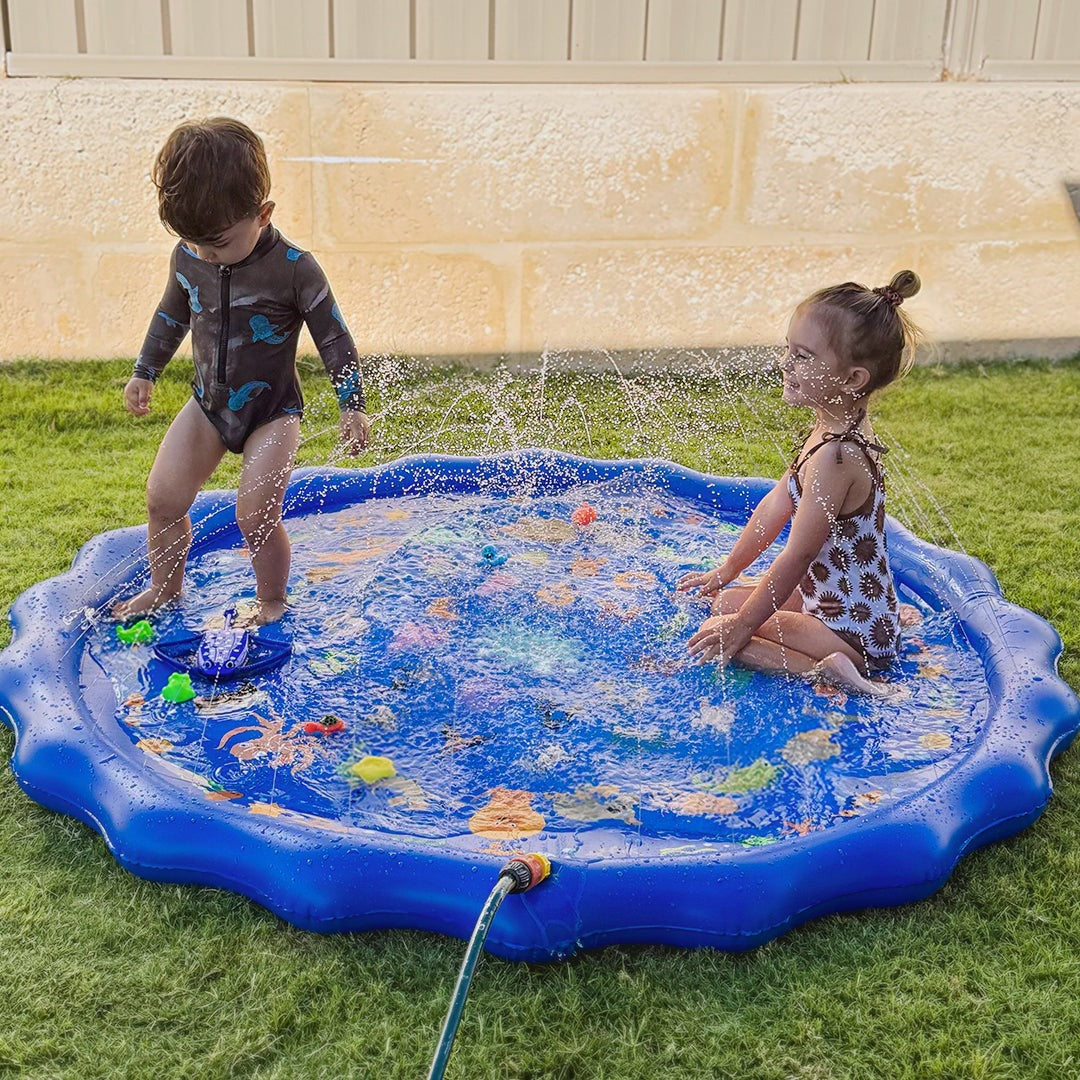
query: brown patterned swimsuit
787 420 900 672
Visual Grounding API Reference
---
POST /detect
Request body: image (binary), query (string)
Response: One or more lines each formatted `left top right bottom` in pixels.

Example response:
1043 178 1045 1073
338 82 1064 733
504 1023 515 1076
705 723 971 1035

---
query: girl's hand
677 567 724 596
123 376 153 416
687 613 754 665
339 410 371 456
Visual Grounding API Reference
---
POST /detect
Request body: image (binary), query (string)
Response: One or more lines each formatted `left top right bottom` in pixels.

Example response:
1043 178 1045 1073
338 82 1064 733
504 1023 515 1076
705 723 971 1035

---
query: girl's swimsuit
787 419 900 671
132 226 364 453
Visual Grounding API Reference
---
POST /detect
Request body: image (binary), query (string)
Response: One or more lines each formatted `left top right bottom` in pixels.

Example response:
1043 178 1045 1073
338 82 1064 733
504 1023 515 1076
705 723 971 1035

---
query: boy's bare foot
816 652 893 698
238 598 288 627
112 586 180 621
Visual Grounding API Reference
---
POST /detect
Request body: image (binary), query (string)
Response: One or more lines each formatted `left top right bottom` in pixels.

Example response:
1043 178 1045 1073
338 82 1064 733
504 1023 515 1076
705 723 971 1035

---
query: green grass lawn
1 356 1078 1079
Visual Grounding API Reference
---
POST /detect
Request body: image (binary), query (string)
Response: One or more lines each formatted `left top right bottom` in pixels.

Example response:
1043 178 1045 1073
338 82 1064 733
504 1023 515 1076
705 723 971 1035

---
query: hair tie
873 286 904 307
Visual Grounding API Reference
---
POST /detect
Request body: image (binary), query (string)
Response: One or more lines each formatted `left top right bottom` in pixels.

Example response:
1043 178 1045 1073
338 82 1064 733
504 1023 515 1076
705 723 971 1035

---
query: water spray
426 854 551 1080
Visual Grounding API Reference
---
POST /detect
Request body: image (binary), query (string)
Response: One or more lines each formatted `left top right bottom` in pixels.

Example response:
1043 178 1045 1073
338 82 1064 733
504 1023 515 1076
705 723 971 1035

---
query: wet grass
1 355 1078 1079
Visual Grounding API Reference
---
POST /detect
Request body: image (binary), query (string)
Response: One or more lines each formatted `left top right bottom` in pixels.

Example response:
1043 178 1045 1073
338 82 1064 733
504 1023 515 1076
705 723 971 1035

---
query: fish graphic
157 310 187 329
228 381 271 410
250 314 287 344
286 247 303 261
194 680 266 715
334 371 363 406
175 272 202 312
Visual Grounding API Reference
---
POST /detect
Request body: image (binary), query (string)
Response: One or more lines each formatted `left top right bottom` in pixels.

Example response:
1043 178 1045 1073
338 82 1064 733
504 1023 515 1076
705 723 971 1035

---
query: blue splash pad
1 451 1076 961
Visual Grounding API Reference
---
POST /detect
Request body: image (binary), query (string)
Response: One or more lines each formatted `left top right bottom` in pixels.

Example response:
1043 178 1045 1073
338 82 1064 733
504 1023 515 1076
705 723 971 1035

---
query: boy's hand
339 410 371 456
687 612 753 665
677 566 724 595
123 376 154 416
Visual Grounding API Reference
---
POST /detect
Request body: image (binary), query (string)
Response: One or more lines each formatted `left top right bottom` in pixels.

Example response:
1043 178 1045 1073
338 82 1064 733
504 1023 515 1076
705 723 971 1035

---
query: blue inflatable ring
1 451 1076 961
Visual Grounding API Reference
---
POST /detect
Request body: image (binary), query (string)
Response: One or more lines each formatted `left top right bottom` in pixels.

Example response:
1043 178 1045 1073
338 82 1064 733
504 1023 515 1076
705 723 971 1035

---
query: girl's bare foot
816 652 892 698
898 603 923 627
112 586 180 621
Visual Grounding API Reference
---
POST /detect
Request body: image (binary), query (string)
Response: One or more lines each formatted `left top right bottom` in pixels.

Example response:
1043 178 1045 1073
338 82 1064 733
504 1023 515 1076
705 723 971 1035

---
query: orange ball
571 503 598 526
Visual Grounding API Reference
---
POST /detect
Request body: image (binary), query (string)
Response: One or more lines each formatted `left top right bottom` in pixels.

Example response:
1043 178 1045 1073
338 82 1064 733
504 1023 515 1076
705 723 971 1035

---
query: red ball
571 503 598 526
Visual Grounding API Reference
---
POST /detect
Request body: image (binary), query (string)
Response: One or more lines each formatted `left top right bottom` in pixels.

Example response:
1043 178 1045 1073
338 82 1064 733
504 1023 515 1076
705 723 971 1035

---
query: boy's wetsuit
132 225 364 453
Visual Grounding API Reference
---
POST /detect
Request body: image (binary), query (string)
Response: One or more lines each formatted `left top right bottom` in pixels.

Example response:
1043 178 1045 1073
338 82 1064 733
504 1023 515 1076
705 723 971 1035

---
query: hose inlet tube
426 854 551 1080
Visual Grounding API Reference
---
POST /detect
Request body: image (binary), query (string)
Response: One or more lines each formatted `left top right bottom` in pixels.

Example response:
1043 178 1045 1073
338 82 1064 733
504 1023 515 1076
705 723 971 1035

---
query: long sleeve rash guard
133 225 364 453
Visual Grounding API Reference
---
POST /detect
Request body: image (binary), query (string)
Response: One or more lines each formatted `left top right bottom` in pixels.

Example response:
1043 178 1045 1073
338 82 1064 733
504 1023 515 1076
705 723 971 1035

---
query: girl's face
781 304 852 410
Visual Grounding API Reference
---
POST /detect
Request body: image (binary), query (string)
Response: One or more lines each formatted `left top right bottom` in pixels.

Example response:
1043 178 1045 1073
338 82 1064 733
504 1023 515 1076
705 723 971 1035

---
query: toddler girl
678 271 921 695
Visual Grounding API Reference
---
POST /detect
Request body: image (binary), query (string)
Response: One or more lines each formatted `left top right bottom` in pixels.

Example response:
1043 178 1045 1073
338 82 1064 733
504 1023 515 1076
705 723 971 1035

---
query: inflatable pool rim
0 450 1076 961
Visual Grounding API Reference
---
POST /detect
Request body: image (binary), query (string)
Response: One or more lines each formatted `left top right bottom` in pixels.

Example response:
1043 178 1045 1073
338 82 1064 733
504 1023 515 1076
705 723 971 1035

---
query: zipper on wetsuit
216 265 232 386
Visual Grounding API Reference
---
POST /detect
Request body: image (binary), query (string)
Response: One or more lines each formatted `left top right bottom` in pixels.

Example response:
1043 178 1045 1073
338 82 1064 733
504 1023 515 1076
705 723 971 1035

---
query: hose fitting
499 852 551 893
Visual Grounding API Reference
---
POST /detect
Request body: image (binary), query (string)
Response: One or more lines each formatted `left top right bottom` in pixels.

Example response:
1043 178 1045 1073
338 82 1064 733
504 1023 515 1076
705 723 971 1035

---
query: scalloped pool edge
1 450 1077 961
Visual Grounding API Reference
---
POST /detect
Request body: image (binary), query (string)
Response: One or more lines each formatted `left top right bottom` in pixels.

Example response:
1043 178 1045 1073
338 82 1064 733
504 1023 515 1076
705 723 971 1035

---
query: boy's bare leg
113 399 227 619
236 415 300 625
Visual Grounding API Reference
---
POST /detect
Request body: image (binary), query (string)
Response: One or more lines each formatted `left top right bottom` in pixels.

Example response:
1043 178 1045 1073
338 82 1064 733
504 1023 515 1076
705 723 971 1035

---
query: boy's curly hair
152 117 271 243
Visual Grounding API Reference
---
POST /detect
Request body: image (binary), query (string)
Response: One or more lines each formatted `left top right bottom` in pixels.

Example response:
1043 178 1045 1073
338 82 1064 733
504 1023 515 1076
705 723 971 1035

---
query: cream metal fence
3 0 1079 81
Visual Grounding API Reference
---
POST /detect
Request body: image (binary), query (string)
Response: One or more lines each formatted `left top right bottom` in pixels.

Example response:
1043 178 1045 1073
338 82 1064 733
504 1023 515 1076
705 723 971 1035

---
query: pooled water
86 469 987 856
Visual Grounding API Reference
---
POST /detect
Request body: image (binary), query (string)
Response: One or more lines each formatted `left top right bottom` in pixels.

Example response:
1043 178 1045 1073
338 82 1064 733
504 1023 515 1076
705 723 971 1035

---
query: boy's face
189 201 274 266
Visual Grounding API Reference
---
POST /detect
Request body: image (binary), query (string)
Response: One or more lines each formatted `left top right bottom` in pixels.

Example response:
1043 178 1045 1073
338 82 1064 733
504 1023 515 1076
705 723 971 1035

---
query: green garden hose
426 854 551 1080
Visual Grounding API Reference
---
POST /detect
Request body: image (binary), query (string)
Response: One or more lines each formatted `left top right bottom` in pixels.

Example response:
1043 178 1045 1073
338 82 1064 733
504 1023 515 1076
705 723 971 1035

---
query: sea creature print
217 712 317 774
228 381 271 410
175 272 202 313
334 370 363 407
250 314 287 344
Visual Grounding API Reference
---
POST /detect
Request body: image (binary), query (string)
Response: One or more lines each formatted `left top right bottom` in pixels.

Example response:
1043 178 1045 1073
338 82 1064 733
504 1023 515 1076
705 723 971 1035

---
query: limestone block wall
1 75 1078 364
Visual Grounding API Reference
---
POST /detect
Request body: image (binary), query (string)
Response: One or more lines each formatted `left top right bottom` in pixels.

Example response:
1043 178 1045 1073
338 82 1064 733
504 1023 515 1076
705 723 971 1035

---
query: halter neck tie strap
792 411 887 469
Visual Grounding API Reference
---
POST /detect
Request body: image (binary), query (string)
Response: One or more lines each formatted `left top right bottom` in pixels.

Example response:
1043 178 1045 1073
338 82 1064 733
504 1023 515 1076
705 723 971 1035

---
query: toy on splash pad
116 619 154 645
571 502 598 526
479 544 508 567
153 607 291 681
303 714 348 736
161 672 196 703
0 450 1077 963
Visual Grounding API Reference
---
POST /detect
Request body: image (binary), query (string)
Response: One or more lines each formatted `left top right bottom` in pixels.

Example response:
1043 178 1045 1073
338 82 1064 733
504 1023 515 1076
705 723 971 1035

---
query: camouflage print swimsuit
787 419 901 671
133 225 364 453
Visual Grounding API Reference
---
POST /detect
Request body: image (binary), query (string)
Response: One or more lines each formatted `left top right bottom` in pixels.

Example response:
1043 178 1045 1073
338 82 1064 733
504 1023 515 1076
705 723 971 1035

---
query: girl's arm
678 475 795 594
688 452 859 661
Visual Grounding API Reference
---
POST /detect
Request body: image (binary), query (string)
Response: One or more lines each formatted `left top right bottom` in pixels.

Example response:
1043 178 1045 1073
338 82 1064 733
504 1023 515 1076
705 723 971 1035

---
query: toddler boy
114 117 370 625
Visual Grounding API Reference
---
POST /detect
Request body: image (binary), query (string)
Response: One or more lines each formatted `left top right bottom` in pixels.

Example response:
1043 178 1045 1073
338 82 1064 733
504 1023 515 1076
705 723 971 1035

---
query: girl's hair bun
887 269 920 301
872 270 920 308
804 270 922 392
